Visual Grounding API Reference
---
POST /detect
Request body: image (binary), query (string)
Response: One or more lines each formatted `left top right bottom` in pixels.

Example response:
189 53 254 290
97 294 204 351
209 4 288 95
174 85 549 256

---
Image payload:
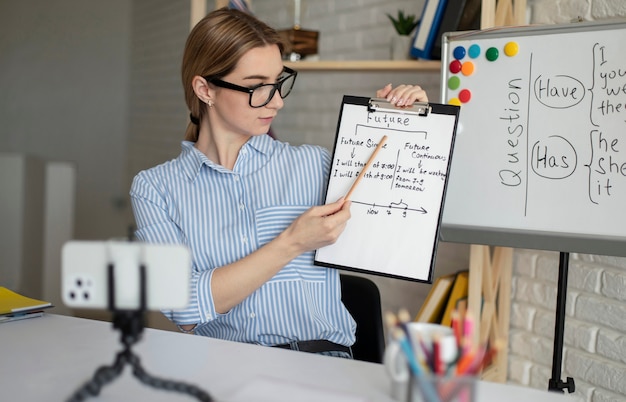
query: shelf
283 60 441 72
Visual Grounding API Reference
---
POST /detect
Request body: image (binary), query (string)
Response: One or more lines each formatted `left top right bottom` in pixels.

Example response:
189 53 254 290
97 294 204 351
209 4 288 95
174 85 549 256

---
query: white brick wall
510 249 626 401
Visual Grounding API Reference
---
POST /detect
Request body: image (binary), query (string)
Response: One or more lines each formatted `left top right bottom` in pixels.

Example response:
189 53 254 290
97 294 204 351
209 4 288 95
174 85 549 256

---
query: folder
430 0 468 60
415 273 456 323
411 0 449 59
440 270 469 326
0 287 52 317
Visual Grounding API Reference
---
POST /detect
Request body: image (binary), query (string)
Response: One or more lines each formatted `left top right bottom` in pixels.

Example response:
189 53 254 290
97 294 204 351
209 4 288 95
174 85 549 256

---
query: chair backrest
340 274 385 363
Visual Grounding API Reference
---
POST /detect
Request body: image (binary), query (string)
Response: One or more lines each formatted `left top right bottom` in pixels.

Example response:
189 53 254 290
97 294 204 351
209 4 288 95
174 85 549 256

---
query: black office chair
340 274 385 363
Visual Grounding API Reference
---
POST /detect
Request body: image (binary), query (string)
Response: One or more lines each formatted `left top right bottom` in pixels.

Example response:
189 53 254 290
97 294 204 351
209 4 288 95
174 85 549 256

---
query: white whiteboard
440 20 626 256
314 96 459 282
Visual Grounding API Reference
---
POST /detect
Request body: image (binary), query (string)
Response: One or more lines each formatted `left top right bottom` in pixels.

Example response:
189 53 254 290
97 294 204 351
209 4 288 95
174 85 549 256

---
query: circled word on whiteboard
534 74 585 109
531 135 577 179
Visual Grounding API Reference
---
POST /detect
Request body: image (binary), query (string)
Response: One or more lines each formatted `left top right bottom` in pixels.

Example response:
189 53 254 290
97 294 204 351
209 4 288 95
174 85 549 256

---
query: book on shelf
0 287 52 323
457 0 481 31
410 0 448 60
440 270 469 327
430 0 468 60
415 273 456 323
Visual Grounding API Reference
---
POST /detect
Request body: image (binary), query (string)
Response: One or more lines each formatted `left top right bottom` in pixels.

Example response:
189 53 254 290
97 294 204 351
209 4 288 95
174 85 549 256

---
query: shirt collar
178 134 275 181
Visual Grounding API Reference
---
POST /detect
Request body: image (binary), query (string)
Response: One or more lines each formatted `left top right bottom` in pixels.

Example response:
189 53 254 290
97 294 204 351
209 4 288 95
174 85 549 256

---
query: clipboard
314 95 459 282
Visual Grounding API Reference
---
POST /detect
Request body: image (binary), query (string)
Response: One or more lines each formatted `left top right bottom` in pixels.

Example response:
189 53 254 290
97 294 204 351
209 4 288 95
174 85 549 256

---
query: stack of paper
0 287 52 323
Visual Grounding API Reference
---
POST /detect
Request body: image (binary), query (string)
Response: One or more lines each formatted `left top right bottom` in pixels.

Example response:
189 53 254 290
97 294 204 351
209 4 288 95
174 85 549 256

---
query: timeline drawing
351 199 427 217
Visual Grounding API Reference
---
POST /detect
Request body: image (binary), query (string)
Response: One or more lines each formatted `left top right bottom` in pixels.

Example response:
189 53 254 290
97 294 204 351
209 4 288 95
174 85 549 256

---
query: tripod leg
126 352 214 402
66 351 127 402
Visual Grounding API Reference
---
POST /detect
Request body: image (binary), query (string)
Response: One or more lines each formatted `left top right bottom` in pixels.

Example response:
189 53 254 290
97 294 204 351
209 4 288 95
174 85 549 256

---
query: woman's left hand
376 83 428 107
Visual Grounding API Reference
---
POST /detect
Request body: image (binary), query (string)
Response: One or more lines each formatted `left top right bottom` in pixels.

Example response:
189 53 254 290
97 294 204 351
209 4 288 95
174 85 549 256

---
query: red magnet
459 89 472 103
449 60 462 74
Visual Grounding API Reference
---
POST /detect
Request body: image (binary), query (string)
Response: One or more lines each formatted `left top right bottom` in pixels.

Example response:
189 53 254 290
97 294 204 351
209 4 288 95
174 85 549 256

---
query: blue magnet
468 44 481 59
453 46 466 60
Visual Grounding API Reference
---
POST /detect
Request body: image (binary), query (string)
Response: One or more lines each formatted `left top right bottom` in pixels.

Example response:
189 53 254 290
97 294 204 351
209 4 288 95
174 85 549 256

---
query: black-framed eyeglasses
205 66 298 108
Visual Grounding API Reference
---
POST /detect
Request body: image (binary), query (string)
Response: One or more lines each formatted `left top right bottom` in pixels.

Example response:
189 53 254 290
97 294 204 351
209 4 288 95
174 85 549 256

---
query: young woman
130 8 428 358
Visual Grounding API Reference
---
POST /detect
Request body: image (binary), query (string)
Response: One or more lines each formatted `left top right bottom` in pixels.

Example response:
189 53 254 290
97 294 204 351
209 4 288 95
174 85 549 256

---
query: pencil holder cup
409 375 476 402
384 323 457 401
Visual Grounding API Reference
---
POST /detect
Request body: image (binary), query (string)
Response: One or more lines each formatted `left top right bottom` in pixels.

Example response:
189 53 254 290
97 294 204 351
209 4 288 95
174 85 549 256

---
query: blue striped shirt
130 135 356 346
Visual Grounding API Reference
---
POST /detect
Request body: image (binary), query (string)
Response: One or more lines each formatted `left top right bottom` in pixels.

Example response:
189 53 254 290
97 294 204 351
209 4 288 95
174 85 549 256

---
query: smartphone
62 240 190 310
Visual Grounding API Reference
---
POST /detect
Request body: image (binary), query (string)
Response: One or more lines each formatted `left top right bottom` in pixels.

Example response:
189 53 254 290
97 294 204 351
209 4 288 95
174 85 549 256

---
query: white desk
0 314 570 402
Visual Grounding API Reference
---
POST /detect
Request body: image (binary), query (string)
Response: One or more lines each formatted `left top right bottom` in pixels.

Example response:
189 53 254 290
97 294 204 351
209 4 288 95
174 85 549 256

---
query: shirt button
239 203 245 210
242 235 248 243
250 313 256 319
234 176 240 182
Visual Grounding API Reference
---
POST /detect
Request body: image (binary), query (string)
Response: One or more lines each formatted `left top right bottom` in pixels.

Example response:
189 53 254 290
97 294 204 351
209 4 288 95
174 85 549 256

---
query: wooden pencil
344 135 388 201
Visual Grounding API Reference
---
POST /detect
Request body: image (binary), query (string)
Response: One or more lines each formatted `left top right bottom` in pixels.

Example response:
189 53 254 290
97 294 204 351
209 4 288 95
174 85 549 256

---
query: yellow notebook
0 287 52 315
440 270 469 327
415 273 456 323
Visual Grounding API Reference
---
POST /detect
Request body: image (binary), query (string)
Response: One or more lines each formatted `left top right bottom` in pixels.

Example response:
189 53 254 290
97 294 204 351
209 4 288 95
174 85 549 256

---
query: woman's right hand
210 198 351 314
279 198 352 255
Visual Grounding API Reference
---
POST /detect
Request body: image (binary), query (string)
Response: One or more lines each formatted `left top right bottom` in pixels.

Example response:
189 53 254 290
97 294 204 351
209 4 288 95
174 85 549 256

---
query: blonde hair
182 8 284 142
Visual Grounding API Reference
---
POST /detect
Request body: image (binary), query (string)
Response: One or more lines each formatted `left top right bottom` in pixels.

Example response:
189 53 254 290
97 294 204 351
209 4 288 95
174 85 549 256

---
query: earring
206 100 213 108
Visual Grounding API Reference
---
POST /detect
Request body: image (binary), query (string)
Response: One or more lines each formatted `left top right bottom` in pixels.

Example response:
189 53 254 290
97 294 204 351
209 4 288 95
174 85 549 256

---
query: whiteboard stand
548 252 575 394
